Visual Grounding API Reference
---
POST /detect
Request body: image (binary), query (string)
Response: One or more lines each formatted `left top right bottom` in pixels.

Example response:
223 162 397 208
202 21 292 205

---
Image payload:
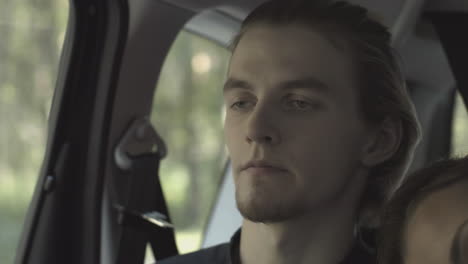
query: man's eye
284 98 324 112
286 99 313 110
290 100 309 108
230 100 254 111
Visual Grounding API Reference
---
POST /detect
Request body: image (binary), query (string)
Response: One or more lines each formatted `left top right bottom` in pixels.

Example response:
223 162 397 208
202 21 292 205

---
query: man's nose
245 104 280 145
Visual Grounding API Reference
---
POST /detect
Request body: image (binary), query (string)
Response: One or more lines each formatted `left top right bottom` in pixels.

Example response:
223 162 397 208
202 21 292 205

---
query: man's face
404 180 468 264
223 23 373 222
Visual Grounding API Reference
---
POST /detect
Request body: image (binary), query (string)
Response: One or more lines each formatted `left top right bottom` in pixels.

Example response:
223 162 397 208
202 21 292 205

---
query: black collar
227 229 375 264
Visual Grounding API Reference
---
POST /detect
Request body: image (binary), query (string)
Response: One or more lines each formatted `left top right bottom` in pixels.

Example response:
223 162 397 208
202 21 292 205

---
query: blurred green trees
0 0 67 263
0 1 230 262
151 31 230 252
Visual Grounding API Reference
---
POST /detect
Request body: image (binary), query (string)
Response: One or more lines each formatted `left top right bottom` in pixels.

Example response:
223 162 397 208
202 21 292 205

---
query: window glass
0 1 68 263
451 92 468 156
151 31 230 254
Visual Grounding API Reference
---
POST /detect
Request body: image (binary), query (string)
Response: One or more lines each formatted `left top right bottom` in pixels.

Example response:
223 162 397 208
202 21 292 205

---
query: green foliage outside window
0 1 68 263
151 31 230 253
0 1 229 260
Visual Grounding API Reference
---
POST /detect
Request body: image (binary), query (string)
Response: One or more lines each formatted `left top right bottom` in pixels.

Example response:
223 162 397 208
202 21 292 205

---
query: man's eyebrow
223 77 330 94
278 77 330 94
223 78 253 93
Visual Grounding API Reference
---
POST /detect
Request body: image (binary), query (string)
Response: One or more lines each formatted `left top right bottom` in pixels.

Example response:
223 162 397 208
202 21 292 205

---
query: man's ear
362 117 402 167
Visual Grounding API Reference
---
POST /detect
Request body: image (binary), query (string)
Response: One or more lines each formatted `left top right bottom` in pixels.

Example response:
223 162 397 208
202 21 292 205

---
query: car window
0 1 68 263
451 92 468 156
150 30 230 255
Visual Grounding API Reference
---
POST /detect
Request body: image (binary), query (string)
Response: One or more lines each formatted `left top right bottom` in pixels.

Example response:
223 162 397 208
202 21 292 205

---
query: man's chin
236 198 304 223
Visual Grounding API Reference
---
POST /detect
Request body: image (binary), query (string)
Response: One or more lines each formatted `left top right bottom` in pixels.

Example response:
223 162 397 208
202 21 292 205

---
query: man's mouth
240 160 288 174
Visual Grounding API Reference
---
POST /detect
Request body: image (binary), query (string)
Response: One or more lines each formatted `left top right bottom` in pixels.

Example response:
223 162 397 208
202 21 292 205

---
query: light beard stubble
234 169 360 223
235 183 307 223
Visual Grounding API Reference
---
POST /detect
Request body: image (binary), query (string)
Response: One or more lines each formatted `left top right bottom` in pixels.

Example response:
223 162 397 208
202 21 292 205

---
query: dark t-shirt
158 229 376 264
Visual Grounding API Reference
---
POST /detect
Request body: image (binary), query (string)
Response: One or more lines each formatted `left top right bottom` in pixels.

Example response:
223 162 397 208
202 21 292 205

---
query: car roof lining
183 9 240 47
165 0 455 93
163 0 424 44
162 0 468 49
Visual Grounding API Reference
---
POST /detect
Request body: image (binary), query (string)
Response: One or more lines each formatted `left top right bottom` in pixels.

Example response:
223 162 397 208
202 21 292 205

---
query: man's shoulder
157 243 231 264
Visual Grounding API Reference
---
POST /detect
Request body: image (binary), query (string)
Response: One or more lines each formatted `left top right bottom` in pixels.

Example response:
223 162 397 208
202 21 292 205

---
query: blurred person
160 0 420 263
378 155 468 264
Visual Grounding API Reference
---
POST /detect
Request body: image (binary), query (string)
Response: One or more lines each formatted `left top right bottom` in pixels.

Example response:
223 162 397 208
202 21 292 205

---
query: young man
160 1 420 263
378 156 468 264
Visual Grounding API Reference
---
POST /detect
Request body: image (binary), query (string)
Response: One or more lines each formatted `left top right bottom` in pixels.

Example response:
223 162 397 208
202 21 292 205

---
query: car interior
3 0 467 263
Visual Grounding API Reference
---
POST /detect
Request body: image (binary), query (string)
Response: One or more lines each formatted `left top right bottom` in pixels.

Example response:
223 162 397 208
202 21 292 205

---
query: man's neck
239 176 364 264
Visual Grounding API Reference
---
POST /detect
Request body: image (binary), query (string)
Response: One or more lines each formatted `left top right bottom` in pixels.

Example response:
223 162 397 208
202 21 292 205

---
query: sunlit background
0 0 69 263
151 31 230 255
1 1 468 264
0 1 232 263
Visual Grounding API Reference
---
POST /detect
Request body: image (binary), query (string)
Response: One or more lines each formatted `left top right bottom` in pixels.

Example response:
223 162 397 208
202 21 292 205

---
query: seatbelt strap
428 12 468 109
114 117 178 263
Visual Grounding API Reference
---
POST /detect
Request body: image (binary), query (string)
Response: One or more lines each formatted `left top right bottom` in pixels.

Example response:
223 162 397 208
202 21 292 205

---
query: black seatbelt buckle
114 204 174 229
114 117 167 171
